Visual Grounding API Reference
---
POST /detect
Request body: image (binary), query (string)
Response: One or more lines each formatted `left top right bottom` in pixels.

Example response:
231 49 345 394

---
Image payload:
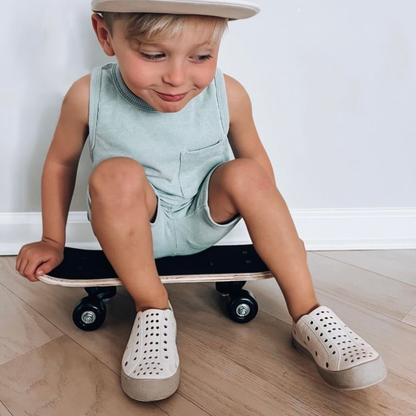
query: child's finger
36 261 53 277
23 260 41 282
17 258 29 277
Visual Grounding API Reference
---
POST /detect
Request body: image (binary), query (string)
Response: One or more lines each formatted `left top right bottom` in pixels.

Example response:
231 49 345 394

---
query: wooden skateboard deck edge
39 271 274 288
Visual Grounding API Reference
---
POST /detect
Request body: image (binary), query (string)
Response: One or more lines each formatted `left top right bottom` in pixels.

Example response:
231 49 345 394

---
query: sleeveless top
86 62 232 219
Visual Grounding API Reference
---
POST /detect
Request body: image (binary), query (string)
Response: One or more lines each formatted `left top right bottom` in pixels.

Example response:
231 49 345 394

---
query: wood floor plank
0 257 128 372
306 252 416 320
0 336 166 416
0 282 62 366
0 257 210 416
402 305 416 328
165 283 416 416
314 250 416 287
176 330 323 416
0 402 12 416
2 249 416 416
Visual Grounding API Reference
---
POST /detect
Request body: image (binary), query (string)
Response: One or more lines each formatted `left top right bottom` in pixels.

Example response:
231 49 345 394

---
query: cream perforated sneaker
292 306 387 390
121 302 180 401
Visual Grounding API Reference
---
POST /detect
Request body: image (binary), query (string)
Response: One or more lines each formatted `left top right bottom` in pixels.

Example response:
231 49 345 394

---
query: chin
156 100 190 113
158 106 185 113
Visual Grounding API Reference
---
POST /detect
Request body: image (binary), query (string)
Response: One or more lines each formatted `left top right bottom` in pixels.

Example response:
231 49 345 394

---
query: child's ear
91 13 115 57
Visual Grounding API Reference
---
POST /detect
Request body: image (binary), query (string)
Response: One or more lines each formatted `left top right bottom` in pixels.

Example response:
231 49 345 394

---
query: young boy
16 0 387 402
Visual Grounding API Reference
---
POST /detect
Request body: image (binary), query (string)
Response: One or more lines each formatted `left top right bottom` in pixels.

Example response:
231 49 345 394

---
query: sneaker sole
121 367 181 402
292 337 387 390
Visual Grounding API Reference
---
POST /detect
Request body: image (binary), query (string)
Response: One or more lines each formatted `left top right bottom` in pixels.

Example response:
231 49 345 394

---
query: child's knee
89 157 148 197
221 158 273 198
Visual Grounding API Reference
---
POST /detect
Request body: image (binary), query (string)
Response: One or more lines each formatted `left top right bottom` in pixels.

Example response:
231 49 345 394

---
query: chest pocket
179 140 226 199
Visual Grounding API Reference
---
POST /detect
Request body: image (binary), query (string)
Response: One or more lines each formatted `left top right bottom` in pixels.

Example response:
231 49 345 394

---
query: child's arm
16 75 90 282
224 74 276 185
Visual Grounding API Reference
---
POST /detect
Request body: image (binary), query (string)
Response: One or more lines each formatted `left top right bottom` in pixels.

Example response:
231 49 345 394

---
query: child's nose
162 61 187 87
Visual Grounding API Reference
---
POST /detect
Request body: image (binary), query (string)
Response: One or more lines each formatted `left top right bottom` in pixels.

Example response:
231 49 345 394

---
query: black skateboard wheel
226 289 258 323
72 296 107 331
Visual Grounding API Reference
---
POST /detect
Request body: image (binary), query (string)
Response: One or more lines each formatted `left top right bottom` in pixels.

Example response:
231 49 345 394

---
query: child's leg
208 159 319 322
88 157 169 312
208 159 387 390
89 158 180 402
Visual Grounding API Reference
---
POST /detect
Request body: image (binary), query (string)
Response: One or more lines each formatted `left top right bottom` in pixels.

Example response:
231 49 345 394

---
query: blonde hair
101 12 228 45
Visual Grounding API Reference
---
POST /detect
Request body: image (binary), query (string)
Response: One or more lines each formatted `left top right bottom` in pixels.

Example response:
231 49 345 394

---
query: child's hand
16 240 64 282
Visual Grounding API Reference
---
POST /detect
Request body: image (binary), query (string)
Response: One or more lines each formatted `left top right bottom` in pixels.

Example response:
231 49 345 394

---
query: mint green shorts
150 164 241 258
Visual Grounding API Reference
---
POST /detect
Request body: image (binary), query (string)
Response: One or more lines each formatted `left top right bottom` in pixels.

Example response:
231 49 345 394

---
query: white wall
1 0 415 253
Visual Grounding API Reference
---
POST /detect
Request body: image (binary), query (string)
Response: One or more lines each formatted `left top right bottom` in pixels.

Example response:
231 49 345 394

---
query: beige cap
91 0 261 20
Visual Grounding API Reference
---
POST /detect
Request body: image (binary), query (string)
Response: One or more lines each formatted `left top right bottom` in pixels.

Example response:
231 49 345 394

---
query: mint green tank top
87 63 232 218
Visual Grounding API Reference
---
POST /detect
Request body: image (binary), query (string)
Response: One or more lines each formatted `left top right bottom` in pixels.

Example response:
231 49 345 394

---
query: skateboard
39 244 273 331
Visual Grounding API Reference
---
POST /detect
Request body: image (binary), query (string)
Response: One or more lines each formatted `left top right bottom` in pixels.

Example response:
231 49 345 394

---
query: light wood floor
0 249 415 416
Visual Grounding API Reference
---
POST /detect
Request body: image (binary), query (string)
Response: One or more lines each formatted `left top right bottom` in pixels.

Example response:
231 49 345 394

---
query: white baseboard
1 208 415 255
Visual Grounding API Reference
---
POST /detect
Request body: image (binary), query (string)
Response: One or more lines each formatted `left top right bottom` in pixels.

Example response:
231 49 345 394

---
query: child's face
97 16 221 113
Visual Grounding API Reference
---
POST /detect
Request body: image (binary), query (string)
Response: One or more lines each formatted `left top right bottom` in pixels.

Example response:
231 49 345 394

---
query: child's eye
196 55 213 62
140 53 165 60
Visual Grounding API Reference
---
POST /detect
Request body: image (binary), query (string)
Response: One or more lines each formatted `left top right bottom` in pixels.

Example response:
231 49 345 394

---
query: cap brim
91 0 260 20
